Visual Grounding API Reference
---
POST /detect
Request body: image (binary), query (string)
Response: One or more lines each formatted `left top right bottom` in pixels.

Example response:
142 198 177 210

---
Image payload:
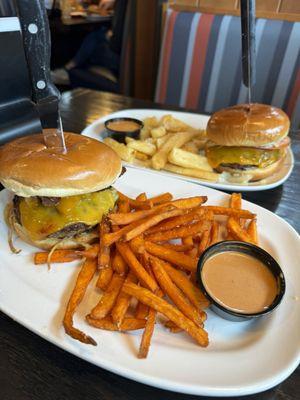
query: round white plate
0 169 299 396
82 109 294 192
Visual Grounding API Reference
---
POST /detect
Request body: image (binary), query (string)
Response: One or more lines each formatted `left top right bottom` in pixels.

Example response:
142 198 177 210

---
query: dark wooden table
61 15 111 26
1 89 299 400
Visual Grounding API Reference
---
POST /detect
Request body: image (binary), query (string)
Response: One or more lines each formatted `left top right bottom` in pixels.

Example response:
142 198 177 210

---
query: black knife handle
14 0 60 104
240 0 256 88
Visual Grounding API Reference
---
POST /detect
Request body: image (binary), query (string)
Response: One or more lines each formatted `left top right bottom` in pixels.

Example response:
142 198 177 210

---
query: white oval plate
82 109 294 192
0 168 299 396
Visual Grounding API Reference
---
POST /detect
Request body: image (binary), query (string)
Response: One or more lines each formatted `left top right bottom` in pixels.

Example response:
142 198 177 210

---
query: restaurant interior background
1 0 298 128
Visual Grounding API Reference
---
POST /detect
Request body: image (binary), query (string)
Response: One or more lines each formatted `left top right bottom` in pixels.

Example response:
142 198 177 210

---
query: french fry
171 196 207 209
118 199 130 213
129 235 145 254
143 116 159 128
161 243 194 252
86 315 146 331
132 158 152 168
210 221 219 245
198 226 211 256
146 219 211 243
227 217 256 244
96 263 113 290
135 151 149 161
90 273 125 319
124 208 188 241
161 114 192 132
122 282 209 347
109 203 173 225
192 137 207 148
150 257 204 327
188 247 198 258
34 250 81 265
111 271 138 326
127 139 156 156
145 241 197 272
182 138 207 153
80 245 100 259
149 192 173 205
164 320 183 333
98 218 111 269
152 131 198 170
230 193 242 209
117 191 152 210
181 141 199 154
247 219 258 244
134 299 148 318
63 258 97 345
164 162 219 181
102 219 143 246
103 137 135 162
138 307 156 358
136 192 147 201
182 236 194 246
168 148 213 172
116 242 158 292
156 134 171 149
202 206 255 219
145 208 206 234
112 251 128 275
150 126 166 138
140 127 150 140
161 259 209 309
227 193 242 239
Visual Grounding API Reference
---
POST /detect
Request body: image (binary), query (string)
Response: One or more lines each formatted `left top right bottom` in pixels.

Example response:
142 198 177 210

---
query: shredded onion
47 238 67 270
7 207 21 254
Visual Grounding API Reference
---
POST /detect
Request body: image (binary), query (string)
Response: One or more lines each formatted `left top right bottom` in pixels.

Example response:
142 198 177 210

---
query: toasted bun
207 104 290 147
218 156 285 183
11 213 98 250
0 132 122 197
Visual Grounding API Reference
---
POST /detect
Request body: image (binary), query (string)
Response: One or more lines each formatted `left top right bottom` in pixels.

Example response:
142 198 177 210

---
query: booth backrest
155 10 300 128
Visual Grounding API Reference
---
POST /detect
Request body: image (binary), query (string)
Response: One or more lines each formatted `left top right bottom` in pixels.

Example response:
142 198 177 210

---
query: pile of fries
34 191 258 358
103 114 220 182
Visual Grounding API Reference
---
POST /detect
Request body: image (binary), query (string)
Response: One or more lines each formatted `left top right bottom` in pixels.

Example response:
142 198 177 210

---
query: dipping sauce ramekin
197 241 286 322
105 117 143 142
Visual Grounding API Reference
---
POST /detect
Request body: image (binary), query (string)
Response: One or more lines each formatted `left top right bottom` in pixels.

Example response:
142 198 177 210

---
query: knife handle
14 0 60 104
240 0 256 88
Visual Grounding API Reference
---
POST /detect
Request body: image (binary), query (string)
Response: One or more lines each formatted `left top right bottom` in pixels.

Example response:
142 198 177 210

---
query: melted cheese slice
206 146 281 169
19 188 117 240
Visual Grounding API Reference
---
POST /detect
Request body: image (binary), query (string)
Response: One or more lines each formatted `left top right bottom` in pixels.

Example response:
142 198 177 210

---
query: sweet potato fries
34 191 258 357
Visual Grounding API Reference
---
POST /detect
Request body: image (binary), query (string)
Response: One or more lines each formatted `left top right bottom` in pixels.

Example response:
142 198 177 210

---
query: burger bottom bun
10 213 98 250
217 156 285 184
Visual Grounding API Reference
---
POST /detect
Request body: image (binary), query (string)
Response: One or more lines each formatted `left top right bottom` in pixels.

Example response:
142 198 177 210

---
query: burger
205 104 290 182
0 132 122 250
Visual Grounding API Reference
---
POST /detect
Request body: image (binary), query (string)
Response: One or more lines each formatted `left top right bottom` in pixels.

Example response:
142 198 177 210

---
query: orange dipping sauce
201 251 278 314
107 120 140 132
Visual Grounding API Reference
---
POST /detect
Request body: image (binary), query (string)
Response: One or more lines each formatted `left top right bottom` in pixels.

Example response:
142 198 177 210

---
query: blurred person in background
51 0 127 86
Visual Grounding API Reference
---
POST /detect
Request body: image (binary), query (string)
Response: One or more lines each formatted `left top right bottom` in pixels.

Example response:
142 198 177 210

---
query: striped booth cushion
155 10 300 128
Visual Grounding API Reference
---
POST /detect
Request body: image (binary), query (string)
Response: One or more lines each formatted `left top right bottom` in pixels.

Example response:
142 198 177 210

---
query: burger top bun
0 132 122 197
207 103 290 147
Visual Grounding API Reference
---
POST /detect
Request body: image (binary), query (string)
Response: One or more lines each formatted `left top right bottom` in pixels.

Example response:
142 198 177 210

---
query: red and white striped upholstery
155 10 300 128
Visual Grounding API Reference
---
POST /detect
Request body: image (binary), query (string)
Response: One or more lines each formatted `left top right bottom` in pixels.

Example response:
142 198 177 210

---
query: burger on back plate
205 104 290 183
0 132 122 250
